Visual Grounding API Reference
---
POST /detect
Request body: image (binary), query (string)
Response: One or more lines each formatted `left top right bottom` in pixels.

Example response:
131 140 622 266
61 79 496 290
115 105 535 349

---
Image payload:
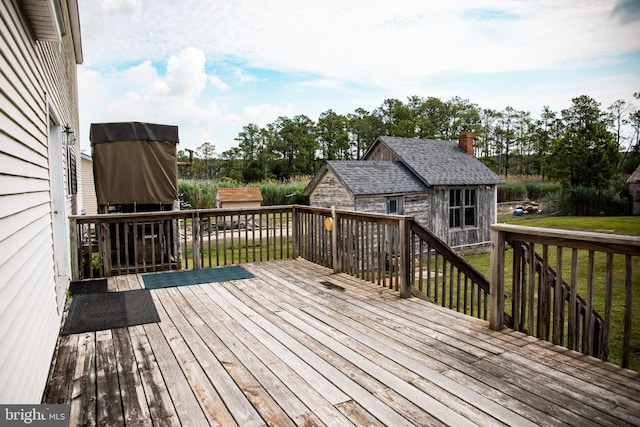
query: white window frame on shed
449 187 478 230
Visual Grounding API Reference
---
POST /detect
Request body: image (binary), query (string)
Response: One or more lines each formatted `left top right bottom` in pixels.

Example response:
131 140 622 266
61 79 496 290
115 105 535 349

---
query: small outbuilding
304 134 504 250
216 188 263 209
627 164 640 215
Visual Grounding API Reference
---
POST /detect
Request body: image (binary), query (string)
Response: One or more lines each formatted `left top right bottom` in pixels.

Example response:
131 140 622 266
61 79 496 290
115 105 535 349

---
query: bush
259 181 309 205
549 185 628 216
179 180 217 209
178 178 310 209
497 182 526 202
524 181 561 201
497 179 561 202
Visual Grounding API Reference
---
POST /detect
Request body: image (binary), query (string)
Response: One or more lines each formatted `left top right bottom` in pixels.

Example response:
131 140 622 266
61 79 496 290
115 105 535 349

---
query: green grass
497 214 640 236
181 235 293 269
465 215 640 371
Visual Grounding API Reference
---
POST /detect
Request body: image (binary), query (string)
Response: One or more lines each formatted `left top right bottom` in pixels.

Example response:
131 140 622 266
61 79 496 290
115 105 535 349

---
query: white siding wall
0 0 81 403
81 155 97 215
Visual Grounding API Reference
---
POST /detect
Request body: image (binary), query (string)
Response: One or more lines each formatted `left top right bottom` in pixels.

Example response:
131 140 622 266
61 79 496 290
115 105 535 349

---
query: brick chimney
458 132 474 156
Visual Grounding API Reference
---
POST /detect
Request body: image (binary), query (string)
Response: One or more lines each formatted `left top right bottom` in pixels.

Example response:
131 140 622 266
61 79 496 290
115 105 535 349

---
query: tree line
178 93 640 189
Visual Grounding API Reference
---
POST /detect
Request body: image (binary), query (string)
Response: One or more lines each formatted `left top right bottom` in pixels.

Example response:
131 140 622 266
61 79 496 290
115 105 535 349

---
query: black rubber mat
62 289 160 335
69 278 108 295
142 265 254 289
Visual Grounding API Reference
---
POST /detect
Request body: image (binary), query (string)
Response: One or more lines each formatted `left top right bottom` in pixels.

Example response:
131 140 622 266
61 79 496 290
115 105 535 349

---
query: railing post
398 217 410 298
331 206 340 273
292 206 299 259
101 223 112 277
490 226 505 330
192 211 201 270
69 217 79 281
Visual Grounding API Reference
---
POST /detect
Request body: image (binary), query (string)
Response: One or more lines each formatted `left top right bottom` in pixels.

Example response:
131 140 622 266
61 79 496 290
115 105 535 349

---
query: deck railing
294 206 491 318
71 206 490 318
70 207 294 278
70 207 638 368
490 224 640 369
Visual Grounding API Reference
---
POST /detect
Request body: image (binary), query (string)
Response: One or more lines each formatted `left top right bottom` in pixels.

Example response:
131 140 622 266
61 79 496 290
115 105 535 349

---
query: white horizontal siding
0 127 49 167
80 156 97 215
0 0 81 404
0 174 50 196
0 241 57 403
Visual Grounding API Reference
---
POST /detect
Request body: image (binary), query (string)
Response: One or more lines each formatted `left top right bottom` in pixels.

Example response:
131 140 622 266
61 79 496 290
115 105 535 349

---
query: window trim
67 143 78 195
385 196 404 215
449 187 477 230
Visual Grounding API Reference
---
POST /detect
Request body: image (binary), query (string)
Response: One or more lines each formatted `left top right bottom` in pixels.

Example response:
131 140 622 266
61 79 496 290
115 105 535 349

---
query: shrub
178 180 217 209
497 179 561 202
497 182 526 202
524 181 561 201
549 185 628 216
178 178 310 209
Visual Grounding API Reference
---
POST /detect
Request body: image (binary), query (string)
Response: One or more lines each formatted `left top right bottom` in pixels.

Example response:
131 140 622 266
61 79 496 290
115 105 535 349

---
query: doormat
62 289 160 335
69 278 108 295
142 265 255 289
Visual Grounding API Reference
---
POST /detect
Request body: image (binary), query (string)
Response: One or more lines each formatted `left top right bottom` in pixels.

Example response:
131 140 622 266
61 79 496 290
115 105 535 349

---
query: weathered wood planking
45 259 640 426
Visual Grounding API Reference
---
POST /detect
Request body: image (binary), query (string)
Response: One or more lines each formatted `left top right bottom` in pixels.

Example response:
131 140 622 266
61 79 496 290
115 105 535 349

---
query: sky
76 0 640 155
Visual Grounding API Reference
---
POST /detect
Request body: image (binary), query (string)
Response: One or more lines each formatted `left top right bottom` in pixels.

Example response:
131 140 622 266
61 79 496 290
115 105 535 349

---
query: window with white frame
449 188 476 229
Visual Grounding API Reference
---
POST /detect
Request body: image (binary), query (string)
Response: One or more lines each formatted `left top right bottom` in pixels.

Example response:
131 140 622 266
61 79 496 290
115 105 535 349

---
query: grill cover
90 122 179 205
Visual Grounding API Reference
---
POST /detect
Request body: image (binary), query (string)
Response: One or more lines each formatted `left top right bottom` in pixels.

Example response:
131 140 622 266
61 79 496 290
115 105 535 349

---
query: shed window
449 188 476 229
386 197 403 214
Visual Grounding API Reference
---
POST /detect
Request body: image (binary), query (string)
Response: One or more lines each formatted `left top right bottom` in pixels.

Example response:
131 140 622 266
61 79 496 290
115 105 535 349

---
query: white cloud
77 0 640 152
241 103 299 127
78 0 640 89
231 68 261 84
165 47 208 97
122 61 158 85
210 76 230 90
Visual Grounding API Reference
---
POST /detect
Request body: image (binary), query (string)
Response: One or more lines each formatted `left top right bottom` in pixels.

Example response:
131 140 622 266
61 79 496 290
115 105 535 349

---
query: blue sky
77 0 640 154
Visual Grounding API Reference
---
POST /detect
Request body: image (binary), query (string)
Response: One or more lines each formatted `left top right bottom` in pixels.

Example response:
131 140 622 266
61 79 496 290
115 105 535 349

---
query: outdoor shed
90 121 179 212
216 187 263 209
628 164 640 215
305 134 504 250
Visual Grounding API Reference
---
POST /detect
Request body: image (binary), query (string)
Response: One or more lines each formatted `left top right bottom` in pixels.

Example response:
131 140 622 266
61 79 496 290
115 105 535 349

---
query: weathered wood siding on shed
431 186 495 249
309 170 355 210
365 142 400 161
631 183 640 215
0 0 81 403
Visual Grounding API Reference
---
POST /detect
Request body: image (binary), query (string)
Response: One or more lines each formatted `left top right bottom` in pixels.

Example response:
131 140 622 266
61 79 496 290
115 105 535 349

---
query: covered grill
90 121 179 211
89 122 181 273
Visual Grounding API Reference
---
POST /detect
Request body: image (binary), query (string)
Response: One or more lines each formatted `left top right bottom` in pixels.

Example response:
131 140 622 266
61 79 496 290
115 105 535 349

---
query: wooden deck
44 258 640 426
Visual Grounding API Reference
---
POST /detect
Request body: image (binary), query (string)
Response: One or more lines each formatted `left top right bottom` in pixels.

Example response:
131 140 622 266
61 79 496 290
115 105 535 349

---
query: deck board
44 258 640 426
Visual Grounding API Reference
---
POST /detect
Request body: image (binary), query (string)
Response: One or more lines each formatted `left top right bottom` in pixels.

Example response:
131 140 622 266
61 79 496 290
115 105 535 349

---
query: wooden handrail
70 205 496 324
490 223 640 369
409 220 492 319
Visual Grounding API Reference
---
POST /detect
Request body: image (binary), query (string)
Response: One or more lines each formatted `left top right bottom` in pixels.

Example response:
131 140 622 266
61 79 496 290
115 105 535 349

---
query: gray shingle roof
372 136 504 186
327 161 430 196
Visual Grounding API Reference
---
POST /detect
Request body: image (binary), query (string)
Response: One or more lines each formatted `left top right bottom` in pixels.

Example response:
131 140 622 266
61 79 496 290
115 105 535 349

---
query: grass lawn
496 213 640 236
465 215 640 371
